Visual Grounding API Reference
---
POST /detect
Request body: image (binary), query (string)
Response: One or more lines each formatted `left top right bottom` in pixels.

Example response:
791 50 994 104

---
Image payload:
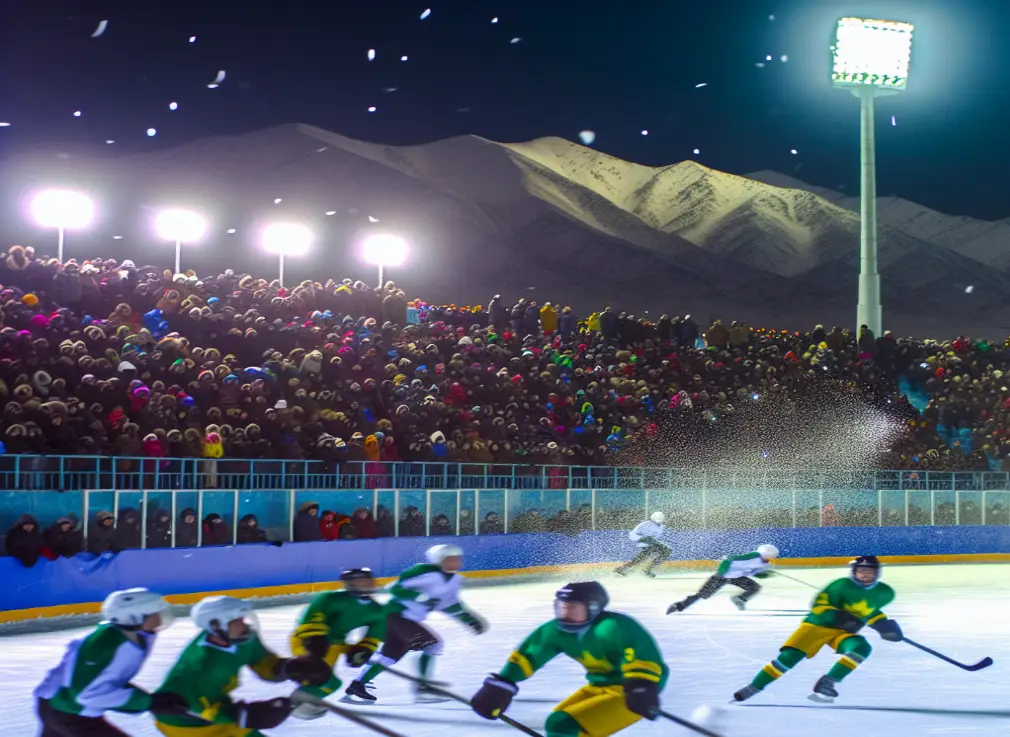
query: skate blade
415 696 452 704
340 695 376 705
808 693 835 704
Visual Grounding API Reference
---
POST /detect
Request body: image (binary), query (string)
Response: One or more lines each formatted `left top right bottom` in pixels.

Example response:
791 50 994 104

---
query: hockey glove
623 678 660 720
828 609 865 634
278 655 332 686
459 612 488 635
471 674 518 720
236 697 294 730
300 635 331 660
870 618 903 642
149 691 190 716
345 644 374 668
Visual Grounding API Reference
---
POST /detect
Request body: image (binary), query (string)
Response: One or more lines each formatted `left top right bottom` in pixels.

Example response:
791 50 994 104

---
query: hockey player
615 511 670 578
471 581 668 737
667 543 779 613
153 595 332 736
288 568 387 719
344 543 487 704
36 587 189 737
733 555 901 703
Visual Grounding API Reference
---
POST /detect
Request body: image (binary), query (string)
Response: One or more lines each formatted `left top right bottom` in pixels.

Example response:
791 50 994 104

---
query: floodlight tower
261 222 312 288
362 233 408 288
30 189 95 262
155 209 207 275
832 17 914 339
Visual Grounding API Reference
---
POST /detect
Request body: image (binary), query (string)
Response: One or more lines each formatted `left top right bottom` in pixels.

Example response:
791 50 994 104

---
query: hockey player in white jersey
35 588 190 736
344 544 488 704
667 544 779 613
615 511 671 578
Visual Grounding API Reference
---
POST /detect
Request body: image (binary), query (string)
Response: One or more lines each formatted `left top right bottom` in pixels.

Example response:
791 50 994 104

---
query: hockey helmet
849 555 882 587
554 581 609 633
102 588 173 631
426 543 464 572
341 567 377 597
756 544 779 561
191 595 258 644
650 511 665 524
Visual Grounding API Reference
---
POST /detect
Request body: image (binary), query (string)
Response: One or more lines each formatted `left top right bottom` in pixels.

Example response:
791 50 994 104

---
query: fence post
232 491 239 544
791 489 797 529
425 489 432 537
140 489 148 549
474 490 481 537
394 489 401 538
818 489 823 527
83 488 91 548
288 489 296 543
455 488 461 536
591 489 596 531
373 488 379 521
955 490 960 526
171 489 177 548
877 490 883 527
930 489 935 526
644 489 650 519
982 490 987 526
904 489 909 527
504 489 510 534
566 487 571 512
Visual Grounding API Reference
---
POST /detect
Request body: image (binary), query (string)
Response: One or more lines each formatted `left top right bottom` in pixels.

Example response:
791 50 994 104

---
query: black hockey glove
236 697 294 729
460 613 488 635
623 678 660 720
640 536 658 546
149 691 190 716
300 635 330 660
870 618 903 642
278 655 332 686
828 609 865 634
754 571 772 579
345 644 374 668
471 674 518 720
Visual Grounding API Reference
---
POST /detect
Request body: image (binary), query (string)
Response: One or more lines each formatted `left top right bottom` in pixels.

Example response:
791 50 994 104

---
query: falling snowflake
91 20 109 38
273 198 282 204
0 122 10 127
368 49 376 61
693 148 700 155
766 55 772 61
755 63 766 68
169 102 178 111
368 106 377 112
382 87 398 93
368 216 380 222
965 285 974 294
492 17 499 24
227 229 236 234
695 82 708 88
790 149 798 155
578 130 596 145
641 130 649 136
188 36 196 43
113 235 123 240
105 139 114 144
891 116 897 126
146 128 157 137
780 55 789 62
510 37 521 44
769 15 776 21
420 8 431 19
73 111 82 117
400 55 408 61
325 211 336 216
210 70 226 86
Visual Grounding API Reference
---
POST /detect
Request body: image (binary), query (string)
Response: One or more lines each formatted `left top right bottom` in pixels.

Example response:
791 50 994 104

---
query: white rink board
2 564 1007 736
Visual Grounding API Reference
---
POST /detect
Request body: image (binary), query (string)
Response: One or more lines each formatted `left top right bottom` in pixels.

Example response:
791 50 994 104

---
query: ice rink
3 564 1008 736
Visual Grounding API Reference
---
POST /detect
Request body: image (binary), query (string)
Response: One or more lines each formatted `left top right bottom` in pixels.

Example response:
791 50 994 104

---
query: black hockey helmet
849 556 881 587
341 567 377 596
554 581 609 633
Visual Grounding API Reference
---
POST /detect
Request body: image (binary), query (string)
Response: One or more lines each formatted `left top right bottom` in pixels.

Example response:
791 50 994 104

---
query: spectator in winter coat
319 510 350 541
236 513 268 544
146 508 173 548
43 516 83 558
176 508 199 547
558 306 575 338
87 511 117 555
202 513 231 546
479 511 504 534
114 507 142 550
6 514 43 566
350 507 378 539
376 505 395 537
539 303 558 335
293 501 323 542
399 506 426 537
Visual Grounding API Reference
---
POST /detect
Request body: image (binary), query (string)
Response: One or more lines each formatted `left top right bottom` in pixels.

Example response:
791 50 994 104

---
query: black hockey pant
680 575 761 608
37 699 129 737
617 542 671 573
368 613 443 668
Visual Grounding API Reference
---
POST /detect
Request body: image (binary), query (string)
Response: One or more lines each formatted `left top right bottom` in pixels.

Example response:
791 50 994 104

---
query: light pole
362 233 408 288
155 209 207 275
832 17 914 338
29 189 95 262
262 222 312 288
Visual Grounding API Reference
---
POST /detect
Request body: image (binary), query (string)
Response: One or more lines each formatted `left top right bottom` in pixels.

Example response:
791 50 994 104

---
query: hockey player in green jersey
667 543 779 613
471 581 668 737
287 568 387 719
153 595 331 737
733 556 902 703
35 588 190 737
344 544 487 704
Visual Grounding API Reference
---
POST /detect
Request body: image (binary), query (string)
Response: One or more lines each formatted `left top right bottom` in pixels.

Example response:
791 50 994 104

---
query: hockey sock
544 710 584 737
826 638 871 682
418 653 434 681
357 664 384 685
751 647 804 690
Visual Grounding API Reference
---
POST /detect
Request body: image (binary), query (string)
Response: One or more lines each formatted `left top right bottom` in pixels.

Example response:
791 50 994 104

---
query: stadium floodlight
29 189 95 262
261 222 312 288
155 208 207 275
362 233 408 287
831 17 914 338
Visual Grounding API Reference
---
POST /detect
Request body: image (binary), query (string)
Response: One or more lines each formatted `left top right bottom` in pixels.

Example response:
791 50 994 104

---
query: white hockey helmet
650 511 665 524
426 543 464 569
102 588 173 631
757 544 779 560
190 595 258 643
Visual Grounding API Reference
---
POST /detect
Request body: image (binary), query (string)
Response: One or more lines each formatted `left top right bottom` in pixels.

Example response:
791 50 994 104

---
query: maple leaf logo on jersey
577 651 614 674
843 600 874 619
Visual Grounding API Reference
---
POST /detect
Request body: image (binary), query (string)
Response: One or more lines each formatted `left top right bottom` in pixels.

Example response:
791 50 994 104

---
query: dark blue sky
0 0 1005 218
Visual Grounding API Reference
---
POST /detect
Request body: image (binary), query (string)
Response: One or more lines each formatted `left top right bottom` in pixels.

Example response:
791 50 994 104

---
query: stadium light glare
831 17 913 338
362 233 408 287
261 222 312 287
29 189 95 262
155 209 207 275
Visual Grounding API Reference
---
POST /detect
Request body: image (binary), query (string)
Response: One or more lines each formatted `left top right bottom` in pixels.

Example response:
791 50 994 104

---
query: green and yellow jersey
293 590 386 652
804 577 895 631
499 612 669 690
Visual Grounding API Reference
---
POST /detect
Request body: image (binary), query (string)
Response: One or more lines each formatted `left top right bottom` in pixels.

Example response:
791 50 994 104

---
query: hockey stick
902 637 994 672
772 571 820 590
289 691 408 736
656 708 726 737
384 667 545 737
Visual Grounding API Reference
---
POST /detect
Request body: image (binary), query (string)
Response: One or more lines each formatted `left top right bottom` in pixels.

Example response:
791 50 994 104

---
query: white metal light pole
362 233 408 288
29 189 95 262
832 17 914 338
262 222 312 288
155 209 207 275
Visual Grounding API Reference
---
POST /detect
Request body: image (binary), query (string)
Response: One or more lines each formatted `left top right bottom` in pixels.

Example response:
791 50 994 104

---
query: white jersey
389 563 464 623
717 552 772 579
629 520 665 548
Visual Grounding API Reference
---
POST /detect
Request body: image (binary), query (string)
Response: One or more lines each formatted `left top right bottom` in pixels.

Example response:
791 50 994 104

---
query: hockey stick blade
656 708 727 737
383 667 545 737
903 637 994 672
290 692 407 736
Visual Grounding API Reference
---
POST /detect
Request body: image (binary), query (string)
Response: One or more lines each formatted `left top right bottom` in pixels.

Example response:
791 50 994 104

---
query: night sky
0 0 1005 220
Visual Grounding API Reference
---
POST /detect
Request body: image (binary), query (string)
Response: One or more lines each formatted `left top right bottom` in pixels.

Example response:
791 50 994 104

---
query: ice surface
3 564 1008 736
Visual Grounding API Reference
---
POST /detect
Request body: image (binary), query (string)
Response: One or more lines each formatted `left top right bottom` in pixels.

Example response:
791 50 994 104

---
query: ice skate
415 682 451 704
342 680 377 704
291 701 328 720
732 684 760 702
644 570 657 579
614 567 628 577
808 676 839 703
731 594 748 611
